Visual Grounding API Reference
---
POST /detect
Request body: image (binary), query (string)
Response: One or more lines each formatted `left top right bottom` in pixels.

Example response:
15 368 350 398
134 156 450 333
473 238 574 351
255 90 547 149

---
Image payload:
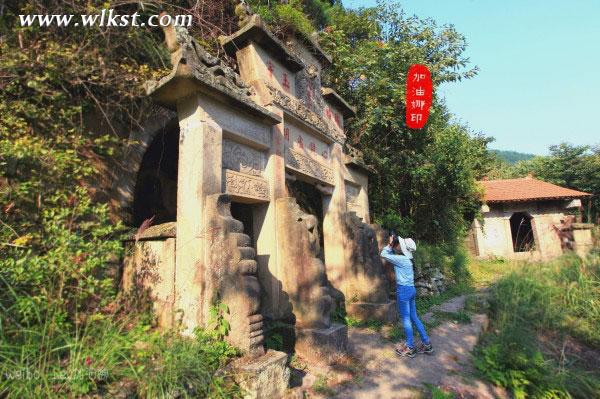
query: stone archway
112 108 176 226
132 121 179 226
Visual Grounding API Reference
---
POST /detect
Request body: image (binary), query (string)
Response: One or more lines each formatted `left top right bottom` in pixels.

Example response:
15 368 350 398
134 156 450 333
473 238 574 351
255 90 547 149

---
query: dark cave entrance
132 122 179 227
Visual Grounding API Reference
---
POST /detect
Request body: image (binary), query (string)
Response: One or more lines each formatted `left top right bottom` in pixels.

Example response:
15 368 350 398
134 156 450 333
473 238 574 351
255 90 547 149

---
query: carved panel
286 122 330 162
267 83 345 144
224 169 269 201
286 147 335 186
222 139 265 176
346 183 360 207
200 97 271 147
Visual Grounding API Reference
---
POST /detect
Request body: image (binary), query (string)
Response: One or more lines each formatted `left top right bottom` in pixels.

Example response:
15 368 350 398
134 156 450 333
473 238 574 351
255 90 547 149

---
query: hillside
491 149 535 164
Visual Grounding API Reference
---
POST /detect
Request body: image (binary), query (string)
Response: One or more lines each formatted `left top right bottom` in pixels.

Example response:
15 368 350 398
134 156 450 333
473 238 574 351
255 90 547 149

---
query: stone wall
121 222 176 328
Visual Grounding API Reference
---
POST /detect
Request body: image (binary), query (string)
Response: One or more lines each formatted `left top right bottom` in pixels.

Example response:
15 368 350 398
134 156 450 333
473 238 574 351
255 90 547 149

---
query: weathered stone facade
120 12 393 398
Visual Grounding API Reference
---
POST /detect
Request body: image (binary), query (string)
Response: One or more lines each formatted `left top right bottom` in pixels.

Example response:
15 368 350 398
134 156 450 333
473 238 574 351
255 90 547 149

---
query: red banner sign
405 64 432 129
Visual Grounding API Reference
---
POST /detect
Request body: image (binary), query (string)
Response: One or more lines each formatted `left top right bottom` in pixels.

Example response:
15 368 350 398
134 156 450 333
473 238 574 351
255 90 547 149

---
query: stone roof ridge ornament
344 145 376 174
287 31 332 68
219 14 305 72
163 20 251 95
146 13 281 124
234 0 253 29
321 87 356 118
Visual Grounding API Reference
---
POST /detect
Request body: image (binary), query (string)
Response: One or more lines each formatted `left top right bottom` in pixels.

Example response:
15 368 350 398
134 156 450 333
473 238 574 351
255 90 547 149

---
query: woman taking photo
380 235 433 358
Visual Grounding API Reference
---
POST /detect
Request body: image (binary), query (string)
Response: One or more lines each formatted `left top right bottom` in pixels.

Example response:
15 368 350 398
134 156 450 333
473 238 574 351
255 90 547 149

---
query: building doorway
510 212 535 252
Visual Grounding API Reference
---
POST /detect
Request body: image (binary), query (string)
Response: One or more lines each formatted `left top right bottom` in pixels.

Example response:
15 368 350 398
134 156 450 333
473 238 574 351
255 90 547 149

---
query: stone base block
295 323 348 363
232 350 290 399
346 300 397 323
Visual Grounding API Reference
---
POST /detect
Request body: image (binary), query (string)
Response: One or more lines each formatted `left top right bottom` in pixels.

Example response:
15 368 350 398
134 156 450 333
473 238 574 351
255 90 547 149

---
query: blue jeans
396 285 430 349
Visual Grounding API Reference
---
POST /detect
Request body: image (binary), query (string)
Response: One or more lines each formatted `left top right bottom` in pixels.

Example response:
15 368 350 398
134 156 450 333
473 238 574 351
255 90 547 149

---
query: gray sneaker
416 342 434 354
395 343 417 358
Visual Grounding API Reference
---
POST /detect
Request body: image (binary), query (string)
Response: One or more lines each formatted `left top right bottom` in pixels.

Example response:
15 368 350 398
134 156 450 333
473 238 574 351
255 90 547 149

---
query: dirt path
328 294 509 399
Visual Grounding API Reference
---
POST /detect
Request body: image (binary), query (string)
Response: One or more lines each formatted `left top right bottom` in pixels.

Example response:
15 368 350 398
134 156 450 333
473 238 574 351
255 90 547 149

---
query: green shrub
474 254 600 398
251 0 316 38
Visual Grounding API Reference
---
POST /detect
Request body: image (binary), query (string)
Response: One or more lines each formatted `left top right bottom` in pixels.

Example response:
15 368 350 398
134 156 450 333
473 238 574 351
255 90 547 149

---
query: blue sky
342 0 600 155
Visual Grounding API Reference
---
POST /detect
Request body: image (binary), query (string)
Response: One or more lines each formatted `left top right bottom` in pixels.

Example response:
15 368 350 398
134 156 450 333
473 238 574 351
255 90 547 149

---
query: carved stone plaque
285 147 334 185
222 139 265 176
223 169 269 201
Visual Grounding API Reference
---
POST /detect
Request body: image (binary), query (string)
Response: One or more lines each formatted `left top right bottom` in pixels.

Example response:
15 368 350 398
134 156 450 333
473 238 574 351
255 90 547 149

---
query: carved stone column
174 94 223 334
255 106 292 322
322 142 348 297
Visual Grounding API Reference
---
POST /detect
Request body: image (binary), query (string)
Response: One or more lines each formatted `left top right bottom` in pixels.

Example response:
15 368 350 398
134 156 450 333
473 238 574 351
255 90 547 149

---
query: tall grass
0 281 242 398
474 254 600 398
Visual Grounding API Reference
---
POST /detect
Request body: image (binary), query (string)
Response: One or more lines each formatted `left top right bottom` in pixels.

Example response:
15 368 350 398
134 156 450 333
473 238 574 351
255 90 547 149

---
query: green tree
319 2 490 246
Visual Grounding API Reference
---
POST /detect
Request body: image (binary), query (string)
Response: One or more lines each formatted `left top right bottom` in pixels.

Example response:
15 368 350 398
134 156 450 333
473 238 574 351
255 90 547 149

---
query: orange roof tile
478 176 591 203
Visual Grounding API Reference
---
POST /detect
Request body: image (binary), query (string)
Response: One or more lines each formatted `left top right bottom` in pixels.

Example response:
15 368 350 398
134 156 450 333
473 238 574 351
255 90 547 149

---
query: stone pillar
174 94 223 334
255 108 291 322
342 213 397 322
572 223 594 258
322 142 348 295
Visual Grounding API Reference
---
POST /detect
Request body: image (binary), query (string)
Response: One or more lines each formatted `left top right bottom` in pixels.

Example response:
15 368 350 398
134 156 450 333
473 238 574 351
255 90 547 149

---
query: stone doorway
132 123 179 227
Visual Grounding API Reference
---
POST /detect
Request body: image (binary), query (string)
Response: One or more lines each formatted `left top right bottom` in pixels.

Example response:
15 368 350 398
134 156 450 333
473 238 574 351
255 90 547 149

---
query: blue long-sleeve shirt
380 246 414 286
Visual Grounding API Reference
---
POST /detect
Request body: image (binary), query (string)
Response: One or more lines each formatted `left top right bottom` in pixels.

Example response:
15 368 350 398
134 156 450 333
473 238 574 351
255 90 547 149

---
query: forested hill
491 149 535 164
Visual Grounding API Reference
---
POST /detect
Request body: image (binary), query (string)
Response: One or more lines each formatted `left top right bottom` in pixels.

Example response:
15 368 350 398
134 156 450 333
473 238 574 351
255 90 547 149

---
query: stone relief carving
266 83 345 144
224 169 269 201
345 184 360 207
223 139 265 176
204 194 264 357
278 198 333 329
286 148 335 185
343 212 389 303
295 67 325 116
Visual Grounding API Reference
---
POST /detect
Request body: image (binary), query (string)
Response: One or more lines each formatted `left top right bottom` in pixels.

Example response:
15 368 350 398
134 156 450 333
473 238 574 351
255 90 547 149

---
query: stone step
239 246 256 260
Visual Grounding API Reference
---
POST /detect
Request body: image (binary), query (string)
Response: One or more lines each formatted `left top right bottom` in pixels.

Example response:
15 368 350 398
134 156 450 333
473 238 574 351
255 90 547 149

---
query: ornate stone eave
321 87 356 118
265 83 345 144
146 25 281 126
219 14 305 72
344 146 376 174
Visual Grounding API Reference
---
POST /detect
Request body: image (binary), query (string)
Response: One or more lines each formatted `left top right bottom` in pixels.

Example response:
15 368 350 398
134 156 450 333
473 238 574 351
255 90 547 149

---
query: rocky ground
287 293 509 399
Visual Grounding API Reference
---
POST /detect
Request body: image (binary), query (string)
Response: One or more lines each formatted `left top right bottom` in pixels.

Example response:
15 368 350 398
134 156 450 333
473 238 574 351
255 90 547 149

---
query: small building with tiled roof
467 176 594 260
